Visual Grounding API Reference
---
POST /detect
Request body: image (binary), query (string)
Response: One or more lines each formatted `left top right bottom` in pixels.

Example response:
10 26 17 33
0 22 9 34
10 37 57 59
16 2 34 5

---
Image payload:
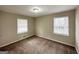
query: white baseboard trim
37 35 75 47
0 34 75 48
75 46 79 54
0 35 34 48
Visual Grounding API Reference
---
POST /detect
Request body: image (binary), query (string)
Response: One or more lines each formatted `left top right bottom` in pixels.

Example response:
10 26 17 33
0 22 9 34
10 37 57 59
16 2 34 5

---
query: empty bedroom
0 5 79 54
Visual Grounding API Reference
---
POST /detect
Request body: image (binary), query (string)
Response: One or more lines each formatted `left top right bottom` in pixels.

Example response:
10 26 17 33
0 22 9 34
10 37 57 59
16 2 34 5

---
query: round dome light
31 7 41 13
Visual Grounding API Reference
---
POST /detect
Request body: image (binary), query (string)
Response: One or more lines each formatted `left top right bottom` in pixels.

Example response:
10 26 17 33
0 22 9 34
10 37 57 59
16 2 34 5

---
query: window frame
17 18 28 34
53 16 69 36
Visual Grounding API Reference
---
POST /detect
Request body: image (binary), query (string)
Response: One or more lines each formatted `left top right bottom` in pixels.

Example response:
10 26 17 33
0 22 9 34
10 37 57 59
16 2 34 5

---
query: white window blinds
17 19 28 34
54 16 69 36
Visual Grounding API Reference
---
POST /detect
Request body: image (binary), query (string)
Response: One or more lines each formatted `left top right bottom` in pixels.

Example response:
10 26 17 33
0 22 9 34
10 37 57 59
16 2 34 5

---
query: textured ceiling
0 5 78 17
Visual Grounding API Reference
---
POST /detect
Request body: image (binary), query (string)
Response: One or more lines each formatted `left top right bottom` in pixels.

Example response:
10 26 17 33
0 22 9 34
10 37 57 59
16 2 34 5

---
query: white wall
75 7 79 53
0 11 35 47
35 10 75 47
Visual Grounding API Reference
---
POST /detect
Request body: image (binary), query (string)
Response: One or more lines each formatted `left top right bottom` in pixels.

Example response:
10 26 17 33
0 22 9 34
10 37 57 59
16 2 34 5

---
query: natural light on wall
17 19 28 34
54 16 69 36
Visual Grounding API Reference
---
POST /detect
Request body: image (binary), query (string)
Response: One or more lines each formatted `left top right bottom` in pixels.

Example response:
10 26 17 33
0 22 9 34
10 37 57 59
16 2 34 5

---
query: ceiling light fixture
31 7 41 13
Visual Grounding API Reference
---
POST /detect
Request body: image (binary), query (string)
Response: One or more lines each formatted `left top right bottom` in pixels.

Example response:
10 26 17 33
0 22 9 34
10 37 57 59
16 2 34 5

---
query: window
17 19 28 34
54 16 69 36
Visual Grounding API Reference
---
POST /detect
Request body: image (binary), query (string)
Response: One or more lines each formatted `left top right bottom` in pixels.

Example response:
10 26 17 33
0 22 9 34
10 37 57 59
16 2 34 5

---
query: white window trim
17 18 28 34
53 16 69 36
